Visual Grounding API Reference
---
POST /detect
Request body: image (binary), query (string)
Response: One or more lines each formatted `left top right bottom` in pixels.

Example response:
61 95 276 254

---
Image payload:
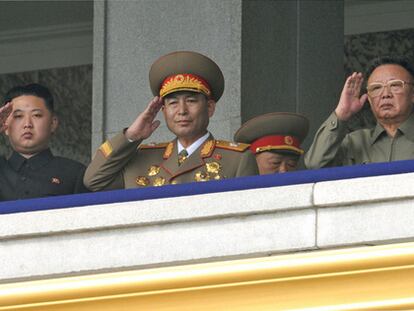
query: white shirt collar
177 132 210 156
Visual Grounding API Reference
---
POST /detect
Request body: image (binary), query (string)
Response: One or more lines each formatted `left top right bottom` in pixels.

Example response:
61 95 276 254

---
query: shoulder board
138 142 169 150
215 140 250 152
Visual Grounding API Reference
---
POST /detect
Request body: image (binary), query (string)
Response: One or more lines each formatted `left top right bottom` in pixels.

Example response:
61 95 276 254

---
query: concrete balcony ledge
2 160 414 282
314 172 414 206
317 173 414 248
0 184 313 239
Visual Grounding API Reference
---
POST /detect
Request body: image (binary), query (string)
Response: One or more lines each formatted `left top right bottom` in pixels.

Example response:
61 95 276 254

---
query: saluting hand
0 102 12 134
125 96 163 141
335 72 368 121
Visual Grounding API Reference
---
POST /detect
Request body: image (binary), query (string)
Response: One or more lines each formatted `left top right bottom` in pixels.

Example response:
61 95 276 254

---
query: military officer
234 112 309 174
84 51 258 190
0 83 88 201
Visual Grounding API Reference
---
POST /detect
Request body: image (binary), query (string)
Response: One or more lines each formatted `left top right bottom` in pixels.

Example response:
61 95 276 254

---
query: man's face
255 151 299 174
5 95 57 157
368 64 414 124
162 91 216 146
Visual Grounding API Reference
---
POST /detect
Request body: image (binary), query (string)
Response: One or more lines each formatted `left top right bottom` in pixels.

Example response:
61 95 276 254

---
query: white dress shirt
177 132 210 157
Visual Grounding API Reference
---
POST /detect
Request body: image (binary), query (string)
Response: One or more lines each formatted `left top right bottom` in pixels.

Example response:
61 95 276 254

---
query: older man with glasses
305 56 414 168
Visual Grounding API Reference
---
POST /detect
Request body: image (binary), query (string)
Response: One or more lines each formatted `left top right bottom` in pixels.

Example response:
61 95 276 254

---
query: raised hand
125 96 163 141
0 102 12 133
335 72 368 121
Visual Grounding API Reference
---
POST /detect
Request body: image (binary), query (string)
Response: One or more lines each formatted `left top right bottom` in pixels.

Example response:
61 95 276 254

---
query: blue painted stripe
2 159 414 214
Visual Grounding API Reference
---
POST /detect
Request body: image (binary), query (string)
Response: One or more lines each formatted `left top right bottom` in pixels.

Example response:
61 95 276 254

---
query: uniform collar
370 123 387 145
177 131 210 156
371 113 414 144
8 149 54 171
398 113 414 142
162 134 214 178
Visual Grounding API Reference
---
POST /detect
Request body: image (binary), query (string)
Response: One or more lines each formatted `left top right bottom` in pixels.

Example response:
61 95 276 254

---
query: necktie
178 149 188 165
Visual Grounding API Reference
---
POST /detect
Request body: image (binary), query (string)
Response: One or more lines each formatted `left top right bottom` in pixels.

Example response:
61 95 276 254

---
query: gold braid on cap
160 74 211 98
250 135 303 155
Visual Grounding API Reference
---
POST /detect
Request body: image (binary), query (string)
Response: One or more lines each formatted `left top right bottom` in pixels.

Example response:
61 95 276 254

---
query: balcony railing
2 159 414 283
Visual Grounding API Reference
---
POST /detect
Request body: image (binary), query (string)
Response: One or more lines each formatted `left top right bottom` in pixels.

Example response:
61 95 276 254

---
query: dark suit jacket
0 149 88 201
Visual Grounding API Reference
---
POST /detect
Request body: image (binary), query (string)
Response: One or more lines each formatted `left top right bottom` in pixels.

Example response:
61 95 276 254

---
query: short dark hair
3 83 54 112
366 56 414 81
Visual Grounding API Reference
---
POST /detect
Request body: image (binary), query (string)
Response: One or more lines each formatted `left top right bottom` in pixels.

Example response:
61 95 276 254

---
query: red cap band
250 135 303 155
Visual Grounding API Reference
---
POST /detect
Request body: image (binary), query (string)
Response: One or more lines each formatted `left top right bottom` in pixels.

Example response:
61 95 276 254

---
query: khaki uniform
84 132 258 191
84 50 259 190
304 112 414 169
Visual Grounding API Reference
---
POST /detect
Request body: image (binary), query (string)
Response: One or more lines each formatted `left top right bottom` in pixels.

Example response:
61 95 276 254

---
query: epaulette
215 140 250 152
138 142 169 150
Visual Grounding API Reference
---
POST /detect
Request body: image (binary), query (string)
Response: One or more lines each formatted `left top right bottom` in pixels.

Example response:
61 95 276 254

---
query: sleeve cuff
327 112 348 132
122 128 136 143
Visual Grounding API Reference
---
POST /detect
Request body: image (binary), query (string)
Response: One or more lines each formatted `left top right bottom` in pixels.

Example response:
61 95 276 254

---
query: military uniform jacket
304 112 414 169
84 132 259 191
0 149 89 201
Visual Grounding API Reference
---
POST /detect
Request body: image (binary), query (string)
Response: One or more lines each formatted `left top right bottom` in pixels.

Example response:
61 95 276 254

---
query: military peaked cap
234 112 309 155
149 51 224 102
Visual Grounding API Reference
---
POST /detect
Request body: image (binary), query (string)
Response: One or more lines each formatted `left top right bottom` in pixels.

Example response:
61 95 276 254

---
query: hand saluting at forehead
0 102 12 133
125 96 163 142
335 72 369 121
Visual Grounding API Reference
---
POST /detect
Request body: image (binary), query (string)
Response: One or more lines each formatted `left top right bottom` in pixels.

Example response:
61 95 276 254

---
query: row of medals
136 161 224 187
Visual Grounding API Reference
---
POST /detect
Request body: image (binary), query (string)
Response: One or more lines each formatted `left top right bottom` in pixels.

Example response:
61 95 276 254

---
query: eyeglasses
367 79 414 97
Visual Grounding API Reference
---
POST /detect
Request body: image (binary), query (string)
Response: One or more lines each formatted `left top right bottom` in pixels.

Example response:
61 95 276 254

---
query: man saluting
84 51 258 190
0 84 88 201
305 56 414 168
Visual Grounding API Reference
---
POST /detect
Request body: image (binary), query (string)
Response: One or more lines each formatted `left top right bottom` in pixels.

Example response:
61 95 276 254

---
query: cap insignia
251 135 303 155
284 136 294 145
160 74 211 98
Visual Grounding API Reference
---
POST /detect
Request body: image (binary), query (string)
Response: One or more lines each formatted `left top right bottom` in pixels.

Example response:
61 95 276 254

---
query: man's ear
207 100 216 117
51 115 58 134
